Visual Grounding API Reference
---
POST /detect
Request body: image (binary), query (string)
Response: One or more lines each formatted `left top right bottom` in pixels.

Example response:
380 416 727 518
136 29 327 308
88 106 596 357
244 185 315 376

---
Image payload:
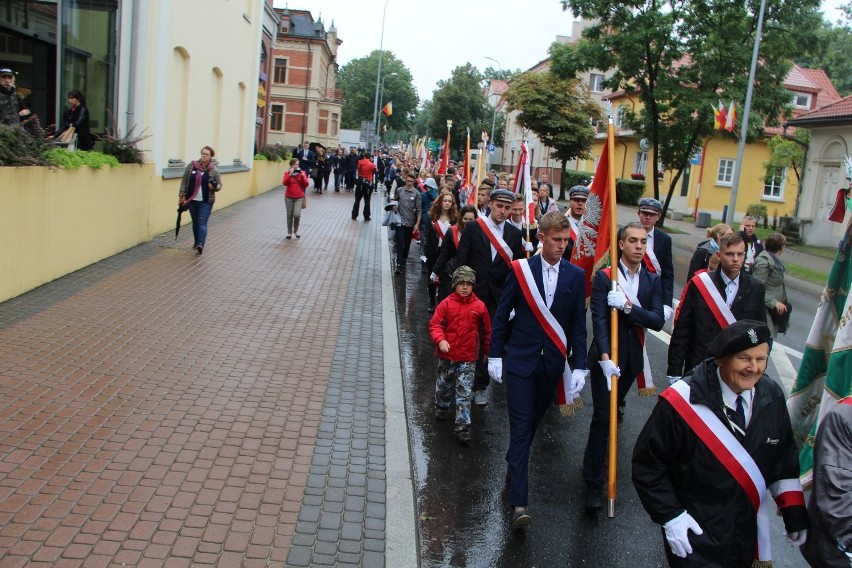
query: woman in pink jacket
282 158 310 239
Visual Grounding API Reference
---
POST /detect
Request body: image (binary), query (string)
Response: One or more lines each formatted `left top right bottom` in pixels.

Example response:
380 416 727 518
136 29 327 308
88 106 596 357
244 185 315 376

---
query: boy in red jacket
428 266 491 446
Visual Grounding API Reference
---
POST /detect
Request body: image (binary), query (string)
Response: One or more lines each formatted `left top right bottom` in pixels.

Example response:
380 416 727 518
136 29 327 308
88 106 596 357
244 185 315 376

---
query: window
270 104 284 131
716 158 735 186
279 18 290 34
633 151 648 176
614 106 626 127
274 58 287 84
331 112 339 136
589 73 605 93
792 93 811 110
763 167 786 199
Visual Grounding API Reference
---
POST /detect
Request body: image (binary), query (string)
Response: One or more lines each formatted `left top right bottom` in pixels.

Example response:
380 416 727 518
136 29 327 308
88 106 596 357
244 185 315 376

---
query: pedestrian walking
54 89 93 150
352 152 377 221
432 205 477 304
633 320 808 567
312 146 329 193
423 193 458 312
282 158 309 240
738 215 764 273
667 234 767 383
428 266 491 446
562 185 588 260
457 188 529 406
751 232 790 338
633 197 675 321
330 147 345 192
581 222 665 511
686 223 732 281
394 172 422 274
344 147 359 192
178 146 222 255
487 211 588 528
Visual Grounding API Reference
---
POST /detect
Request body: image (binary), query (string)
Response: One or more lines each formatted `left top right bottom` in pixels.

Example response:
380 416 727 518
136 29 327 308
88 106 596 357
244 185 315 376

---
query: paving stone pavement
0 187 407 567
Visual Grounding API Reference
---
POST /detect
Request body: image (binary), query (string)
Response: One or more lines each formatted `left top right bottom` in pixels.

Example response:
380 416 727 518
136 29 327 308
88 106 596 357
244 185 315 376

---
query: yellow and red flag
438 124 452 174
724 101 736 132
381 101 392 117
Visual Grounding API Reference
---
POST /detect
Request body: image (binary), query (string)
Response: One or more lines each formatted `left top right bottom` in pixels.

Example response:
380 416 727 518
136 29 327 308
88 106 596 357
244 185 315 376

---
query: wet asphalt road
390 242 810 568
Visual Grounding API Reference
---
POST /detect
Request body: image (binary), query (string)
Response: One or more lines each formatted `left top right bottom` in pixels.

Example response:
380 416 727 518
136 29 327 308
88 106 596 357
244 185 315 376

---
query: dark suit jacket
616 226 674 307
667 270 767 376
589 267 665 380
296 148 315 172
456 219 524 308
489 255 588 378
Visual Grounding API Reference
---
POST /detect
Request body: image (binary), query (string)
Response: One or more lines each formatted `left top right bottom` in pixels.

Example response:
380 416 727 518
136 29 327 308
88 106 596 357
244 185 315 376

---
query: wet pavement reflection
390 241 807 568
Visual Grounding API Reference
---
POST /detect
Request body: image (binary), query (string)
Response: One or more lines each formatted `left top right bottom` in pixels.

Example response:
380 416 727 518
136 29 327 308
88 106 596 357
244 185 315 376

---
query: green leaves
427 64 493 142
337 51 419 131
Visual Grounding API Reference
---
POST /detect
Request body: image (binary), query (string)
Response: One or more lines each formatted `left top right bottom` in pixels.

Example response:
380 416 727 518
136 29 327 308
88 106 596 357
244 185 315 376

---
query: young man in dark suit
635 198 675 321
582 222 665 510
456 188 530 406
488 211 588 527
667 234 767 382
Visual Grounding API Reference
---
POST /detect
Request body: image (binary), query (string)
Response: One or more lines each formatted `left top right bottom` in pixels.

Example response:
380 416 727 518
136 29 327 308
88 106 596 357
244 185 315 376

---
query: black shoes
584 488 604 511
455 429 471 446
195 244 203 255
511 508 532 528
435 408 448 421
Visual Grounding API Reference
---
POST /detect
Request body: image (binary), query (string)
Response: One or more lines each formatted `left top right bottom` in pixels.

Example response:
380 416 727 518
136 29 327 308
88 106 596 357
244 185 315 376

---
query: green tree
337 51 419 130
796 11 852 96
483 66 522 83
502 71 602 198
428 64 493 146
554 0 823 222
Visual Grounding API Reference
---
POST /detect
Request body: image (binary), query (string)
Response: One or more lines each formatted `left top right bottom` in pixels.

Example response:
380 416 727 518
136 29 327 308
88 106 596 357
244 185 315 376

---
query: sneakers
455 429 471 446
511 507 532 528
473 391 488 406
434 408 448 421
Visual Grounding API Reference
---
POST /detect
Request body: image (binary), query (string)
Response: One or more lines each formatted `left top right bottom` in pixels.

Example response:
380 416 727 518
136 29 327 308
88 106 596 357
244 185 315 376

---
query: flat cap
709 320 771 359
0 67 14 76
569 185 590 199
638 197 663 213
489 188 515 203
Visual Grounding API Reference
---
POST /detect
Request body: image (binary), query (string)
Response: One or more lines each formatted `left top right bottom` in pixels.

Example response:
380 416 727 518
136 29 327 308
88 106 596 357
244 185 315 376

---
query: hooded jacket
428 291 490 363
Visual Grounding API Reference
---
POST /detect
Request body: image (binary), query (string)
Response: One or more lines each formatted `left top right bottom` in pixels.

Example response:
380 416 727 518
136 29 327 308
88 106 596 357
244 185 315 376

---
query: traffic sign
487 144 495 154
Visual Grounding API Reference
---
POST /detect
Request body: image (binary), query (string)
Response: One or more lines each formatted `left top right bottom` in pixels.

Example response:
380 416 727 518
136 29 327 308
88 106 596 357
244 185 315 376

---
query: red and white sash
643 246 661 274
692 272 737 330
451 225 460 249
662 381 805 564
568 215 580 242
432 220 446 243
477 217 513 267
602 268 654 395
511 259 578 412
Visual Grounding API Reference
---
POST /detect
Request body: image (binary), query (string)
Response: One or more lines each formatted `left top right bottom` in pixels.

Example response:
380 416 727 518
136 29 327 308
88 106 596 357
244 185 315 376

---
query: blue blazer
618 226 674 307
489 255 588 378
589 267 664 380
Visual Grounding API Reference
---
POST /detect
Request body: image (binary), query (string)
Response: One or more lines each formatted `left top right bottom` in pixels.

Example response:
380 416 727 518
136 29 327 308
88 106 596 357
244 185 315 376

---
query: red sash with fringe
477 218 513 267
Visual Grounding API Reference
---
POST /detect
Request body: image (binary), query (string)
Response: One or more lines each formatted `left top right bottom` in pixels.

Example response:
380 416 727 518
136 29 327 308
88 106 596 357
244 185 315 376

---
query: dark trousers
505 359 559 507
582 352 636 490
394 225 414 265
344 170 356 190
473 302 497 391
352 179 372 220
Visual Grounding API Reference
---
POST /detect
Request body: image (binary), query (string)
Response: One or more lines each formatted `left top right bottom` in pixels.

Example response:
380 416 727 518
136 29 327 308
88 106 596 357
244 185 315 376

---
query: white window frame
633 151 648 176
763 166 786 200
589 73 605 93
716 158 735 186
792 93 811 110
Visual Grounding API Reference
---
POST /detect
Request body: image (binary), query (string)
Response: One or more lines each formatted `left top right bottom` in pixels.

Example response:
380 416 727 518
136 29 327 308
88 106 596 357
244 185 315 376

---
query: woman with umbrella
178 146 222 254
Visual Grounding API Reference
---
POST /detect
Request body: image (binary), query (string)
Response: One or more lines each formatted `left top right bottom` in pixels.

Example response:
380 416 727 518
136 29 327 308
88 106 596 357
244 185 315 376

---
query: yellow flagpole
605 116 620 518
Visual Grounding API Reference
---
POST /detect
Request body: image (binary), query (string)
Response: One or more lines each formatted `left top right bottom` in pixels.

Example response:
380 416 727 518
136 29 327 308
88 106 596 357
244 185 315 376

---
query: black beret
709 320 771 359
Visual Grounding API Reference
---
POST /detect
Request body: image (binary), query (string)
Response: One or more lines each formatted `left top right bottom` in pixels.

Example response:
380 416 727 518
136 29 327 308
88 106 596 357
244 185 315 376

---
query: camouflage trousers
435 359 475 432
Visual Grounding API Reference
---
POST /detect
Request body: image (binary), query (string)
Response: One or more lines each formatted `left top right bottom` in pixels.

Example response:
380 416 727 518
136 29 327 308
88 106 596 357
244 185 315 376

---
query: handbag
770 301 792 334
56 126 75 143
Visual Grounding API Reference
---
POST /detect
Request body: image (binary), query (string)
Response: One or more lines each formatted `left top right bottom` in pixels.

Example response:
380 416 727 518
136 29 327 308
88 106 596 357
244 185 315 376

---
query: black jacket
618 226 674 307
344 152 359 173
667 270 766 376
329 154 345 173
686 240 716 282
456 219 524 309
632 361 808 567
423 220 452 273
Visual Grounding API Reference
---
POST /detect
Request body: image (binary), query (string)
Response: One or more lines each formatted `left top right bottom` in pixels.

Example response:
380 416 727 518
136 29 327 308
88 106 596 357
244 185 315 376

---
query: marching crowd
285 144 845 567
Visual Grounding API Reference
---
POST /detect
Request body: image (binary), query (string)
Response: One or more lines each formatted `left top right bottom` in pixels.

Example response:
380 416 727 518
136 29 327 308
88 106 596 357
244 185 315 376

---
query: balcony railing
321 88 344 104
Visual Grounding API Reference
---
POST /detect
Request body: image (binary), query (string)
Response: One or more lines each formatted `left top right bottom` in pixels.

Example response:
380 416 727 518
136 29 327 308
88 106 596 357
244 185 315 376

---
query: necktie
728 395 746 432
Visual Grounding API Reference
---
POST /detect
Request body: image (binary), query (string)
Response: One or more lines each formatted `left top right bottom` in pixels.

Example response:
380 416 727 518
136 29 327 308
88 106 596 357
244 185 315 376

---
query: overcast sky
273 0 849 103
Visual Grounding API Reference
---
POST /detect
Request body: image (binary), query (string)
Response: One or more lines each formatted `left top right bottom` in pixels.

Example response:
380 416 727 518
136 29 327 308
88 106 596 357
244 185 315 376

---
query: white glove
429 272 439 283
420 255 427 263
664 305 674 321
522 241 534 253
487 357 503 384
599 360 621 391
508 309 516 321
570 369 587 396
607 290 628 310
663 511 704 559
536 241 543 249
667 376 681 386
785 529 807 547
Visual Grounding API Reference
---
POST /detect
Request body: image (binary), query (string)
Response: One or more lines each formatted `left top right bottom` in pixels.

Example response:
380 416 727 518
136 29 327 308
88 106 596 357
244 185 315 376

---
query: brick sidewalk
0 188 393 567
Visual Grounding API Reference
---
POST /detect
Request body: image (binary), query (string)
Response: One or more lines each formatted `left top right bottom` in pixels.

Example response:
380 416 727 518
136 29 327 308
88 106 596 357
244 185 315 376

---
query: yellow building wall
0 160 283 303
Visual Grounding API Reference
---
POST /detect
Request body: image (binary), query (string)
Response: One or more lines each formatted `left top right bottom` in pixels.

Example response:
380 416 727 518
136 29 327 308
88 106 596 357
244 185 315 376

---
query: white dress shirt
618 260 641 300
718 369 754 429
542 258 558 309
720 271 740 307
485 216 505 261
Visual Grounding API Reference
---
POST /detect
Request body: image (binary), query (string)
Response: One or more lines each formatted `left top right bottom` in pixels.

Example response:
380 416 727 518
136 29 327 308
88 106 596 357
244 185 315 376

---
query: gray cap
0 67 14 76
569 185 589 199
638 197 663 213
708 320 771 359
452 265 476 288
489 188 515 203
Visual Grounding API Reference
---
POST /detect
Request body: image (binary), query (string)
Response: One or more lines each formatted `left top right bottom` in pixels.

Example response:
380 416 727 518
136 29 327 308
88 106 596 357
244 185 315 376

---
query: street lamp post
375 72 398 145
484 56 502 163
371 0 391 152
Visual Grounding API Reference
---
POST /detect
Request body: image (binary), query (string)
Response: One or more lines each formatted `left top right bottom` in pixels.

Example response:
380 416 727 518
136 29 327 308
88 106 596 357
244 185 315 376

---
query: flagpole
605 114 620 518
